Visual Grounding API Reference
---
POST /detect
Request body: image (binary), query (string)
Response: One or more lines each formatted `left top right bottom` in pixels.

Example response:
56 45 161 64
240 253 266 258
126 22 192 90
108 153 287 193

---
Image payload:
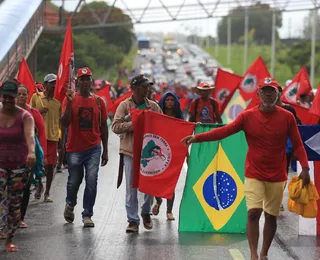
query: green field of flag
179 124 248 233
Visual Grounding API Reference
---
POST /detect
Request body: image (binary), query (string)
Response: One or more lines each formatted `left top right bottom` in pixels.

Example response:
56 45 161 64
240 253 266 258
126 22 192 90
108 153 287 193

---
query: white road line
229 249 245 260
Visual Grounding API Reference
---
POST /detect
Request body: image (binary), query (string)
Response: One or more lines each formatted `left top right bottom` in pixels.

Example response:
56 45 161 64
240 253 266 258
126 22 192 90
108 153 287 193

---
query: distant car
140 63 152 76
165 59 178 72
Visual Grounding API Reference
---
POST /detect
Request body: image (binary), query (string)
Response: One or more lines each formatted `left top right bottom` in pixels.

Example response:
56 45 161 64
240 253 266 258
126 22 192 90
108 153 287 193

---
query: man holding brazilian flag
181 77 310 260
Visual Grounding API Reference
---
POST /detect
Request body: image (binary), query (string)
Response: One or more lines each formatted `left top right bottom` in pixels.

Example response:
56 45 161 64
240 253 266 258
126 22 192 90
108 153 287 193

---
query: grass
204 44 320 88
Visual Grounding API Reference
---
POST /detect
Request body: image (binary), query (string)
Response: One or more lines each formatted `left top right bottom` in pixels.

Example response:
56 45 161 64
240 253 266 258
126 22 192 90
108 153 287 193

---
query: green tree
72 1 135 54
217 3 282 45
284 40 320 75
35 32 123 81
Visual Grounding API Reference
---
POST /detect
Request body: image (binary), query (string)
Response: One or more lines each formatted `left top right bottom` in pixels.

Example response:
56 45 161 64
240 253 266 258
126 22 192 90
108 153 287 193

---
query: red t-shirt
62 94 107 152
195 106 308 182
188 98 217 123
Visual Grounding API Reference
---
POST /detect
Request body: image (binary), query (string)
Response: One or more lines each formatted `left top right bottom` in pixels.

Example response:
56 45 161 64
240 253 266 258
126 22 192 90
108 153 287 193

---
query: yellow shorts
244 177 286 216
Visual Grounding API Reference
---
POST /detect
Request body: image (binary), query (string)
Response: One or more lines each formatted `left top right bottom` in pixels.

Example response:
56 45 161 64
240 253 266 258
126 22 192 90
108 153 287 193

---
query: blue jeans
66 144 101 218
124 155 152 224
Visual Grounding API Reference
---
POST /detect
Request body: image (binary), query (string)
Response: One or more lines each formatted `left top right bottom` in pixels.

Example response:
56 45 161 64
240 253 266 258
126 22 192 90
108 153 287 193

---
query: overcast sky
52 0 310 38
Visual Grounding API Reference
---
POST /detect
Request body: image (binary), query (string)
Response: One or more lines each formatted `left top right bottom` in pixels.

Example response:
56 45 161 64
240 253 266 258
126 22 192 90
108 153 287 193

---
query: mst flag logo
217 88 231 104
140 133 172 176
241 73 257 93
284 82 299 103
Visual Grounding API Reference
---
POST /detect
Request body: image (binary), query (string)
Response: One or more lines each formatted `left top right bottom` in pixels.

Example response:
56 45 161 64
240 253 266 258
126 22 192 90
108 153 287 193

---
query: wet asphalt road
1 133 320 260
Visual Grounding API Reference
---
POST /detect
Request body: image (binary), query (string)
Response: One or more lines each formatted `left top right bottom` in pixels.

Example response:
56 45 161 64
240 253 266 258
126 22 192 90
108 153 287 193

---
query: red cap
77 67 92 78
258 77 280 90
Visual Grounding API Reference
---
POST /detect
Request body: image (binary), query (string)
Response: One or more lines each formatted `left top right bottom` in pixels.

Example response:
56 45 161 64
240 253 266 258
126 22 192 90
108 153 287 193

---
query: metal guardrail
0 0 45 81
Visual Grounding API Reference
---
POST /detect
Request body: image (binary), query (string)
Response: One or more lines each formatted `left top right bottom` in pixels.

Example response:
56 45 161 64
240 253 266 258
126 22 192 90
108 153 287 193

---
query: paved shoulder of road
1 132 319 260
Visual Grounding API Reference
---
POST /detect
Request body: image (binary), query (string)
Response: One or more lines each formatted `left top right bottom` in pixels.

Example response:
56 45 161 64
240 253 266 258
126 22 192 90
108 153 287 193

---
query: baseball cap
258 77 280 90
77 67 92 78
44 73 57 83
130 75 154 87
0 80 18 97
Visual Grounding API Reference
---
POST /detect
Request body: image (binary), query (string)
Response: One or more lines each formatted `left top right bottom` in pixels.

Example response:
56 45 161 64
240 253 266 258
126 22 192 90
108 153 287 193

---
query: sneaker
126 221 139 233
56 166 62 173
141 214 153 230
280 204 285 211
83 217 95 228
167 213 175 221
64 204 74 223
152 203 160 216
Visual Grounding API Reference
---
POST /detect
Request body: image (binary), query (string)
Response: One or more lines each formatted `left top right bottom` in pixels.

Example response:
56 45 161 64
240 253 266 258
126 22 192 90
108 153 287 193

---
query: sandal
0 232 6 239
167 213 175 221
44 195 54 203
152 203 160 216
6 243 18 252
19 221 28 229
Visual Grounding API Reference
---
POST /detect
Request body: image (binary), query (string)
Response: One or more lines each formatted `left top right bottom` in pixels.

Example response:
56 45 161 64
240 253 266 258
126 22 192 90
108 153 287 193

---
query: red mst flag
282 67 312 104
310 86 320 118
96 87 113 111
239 56 271 101
213 68 242 114
289 102 318 124
131 109 145 188
54 17 74 103
108 91 133 113
180 98 190 111
17 58 36 103
154 93 162 102
132 110 195 199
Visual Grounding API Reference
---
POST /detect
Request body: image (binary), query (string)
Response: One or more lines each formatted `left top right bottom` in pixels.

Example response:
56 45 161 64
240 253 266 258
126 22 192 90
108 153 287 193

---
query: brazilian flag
179 124 248 233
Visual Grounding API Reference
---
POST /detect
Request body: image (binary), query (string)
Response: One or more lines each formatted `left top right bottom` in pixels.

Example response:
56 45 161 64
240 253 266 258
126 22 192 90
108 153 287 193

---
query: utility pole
227 16 231 66
271 10 276 77
310 8 317 87
243 8 249 74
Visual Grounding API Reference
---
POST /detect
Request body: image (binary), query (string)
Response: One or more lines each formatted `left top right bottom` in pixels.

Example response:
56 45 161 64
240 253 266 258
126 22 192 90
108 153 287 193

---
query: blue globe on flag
202 171 237 210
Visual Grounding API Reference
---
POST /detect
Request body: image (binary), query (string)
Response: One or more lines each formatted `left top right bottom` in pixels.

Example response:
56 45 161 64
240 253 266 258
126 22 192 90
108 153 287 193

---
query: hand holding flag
181 135 196 146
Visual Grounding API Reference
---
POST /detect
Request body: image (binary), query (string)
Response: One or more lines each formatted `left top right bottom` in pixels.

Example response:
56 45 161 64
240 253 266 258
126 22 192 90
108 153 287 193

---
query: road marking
229 249 245 260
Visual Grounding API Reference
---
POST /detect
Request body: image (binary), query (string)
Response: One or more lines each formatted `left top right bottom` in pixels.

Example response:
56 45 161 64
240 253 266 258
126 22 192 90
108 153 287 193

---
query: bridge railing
0 1 45 82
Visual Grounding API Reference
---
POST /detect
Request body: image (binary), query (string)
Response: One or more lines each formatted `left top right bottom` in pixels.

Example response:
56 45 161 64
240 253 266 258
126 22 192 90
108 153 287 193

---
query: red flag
282 67 311 104
132 110 195 198
54 17 74 103
310 87 320 117
213 68 243 113
17 58 36 103
180 98 190 111
108 91 133 113
239 57 271 101
288 102 318 124
154 93 162 102
96 87 113 111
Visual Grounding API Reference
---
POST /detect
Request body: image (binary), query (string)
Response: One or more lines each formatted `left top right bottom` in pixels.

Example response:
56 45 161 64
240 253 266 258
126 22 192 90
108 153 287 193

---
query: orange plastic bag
288 176 319 218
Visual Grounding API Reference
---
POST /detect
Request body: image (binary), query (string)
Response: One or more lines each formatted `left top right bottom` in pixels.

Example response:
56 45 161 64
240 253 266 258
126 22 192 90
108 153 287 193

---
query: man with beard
182 78 310 260
31 73 61 203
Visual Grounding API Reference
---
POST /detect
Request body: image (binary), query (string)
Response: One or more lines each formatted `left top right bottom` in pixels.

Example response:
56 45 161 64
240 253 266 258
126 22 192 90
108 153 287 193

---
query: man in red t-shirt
188 82 222 123
182 78 310 260
61 67 109 228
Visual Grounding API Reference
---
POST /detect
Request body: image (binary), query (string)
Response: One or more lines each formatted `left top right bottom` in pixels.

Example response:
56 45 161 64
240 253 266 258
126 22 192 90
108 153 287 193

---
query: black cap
130 74 154 87
0 80 18 97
